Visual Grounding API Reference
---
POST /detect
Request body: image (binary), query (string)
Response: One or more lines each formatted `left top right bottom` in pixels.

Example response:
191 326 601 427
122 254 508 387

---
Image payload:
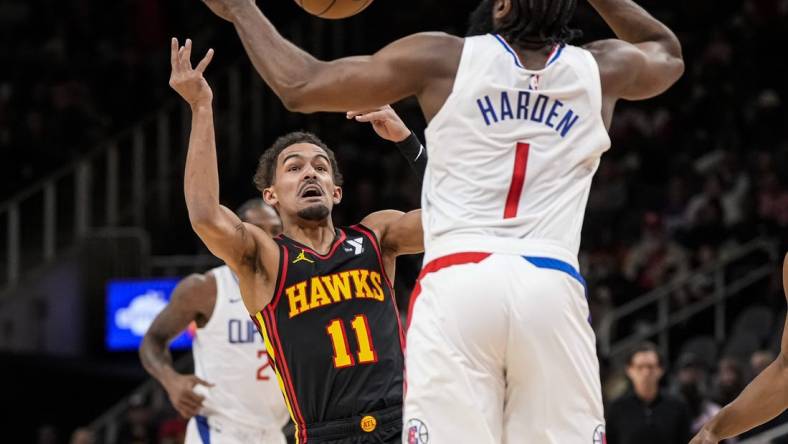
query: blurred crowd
35 388 191 444
7 0 788 442
0 0 184 199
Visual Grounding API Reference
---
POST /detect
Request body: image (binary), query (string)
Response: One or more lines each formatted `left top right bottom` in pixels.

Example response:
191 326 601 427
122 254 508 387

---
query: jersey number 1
326 315 378 368
504 142 531 219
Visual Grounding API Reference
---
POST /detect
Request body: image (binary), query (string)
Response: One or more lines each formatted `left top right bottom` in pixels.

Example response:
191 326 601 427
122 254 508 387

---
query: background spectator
606 342 692 444
672 353 722 435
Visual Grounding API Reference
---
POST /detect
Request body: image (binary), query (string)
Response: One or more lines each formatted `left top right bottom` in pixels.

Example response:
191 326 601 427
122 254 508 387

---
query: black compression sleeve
395 132 427 181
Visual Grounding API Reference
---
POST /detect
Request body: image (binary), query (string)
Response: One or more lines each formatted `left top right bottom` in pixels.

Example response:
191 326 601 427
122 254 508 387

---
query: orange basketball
294 0 374 19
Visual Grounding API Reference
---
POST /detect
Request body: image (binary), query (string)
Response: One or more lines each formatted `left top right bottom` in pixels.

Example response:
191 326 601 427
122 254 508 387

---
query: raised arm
691 254 788 444
201 0 461 119
140 274 215 418
171 38 277 279
362 210 424 258
584 0 684 107
351 105 424 256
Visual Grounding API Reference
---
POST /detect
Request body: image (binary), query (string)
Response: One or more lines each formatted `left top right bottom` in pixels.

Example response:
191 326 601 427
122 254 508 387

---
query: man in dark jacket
607 342 692 444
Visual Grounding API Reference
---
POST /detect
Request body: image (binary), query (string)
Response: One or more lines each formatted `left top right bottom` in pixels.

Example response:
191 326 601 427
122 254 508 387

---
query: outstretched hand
347 106 412 143
164 373 215 418
169 38 215 107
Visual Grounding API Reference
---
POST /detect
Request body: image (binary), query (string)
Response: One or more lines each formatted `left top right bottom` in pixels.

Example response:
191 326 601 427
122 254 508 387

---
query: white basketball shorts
403 252 606 444
185 415 287 444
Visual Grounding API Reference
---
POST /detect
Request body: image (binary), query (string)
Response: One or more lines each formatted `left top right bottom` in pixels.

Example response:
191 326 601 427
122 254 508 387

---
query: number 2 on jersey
504 142 531 219
256 350 271 381
326 315 378 368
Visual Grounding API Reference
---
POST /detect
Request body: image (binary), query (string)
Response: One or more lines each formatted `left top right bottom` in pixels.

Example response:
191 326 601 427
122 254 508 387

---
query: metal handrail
600 237 779 361
610 238 773 319
739 421 788 444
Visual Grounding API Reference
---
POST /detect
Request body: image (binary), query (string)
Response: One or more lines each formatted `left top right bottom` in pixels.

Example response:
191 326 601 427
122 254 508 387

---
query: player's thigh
404 258 508 443
502 259 604 443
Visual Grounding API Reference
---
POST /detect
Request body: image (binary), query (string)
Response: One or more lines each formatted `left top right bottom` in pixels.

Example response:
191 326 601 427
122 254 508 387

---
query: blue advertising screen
106 278 193 351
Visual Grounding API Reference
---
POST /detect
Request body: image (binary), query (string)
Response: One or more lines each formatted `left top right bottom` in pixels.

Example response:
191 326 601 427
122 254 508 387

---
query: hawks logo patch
406 418 429 444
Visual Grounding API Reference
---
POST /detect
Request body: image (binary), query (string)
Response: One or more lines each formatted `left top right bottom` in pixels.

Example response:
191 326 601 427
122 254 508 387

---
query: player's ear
493 0 512 21
332 186 342 205
263 187 278 207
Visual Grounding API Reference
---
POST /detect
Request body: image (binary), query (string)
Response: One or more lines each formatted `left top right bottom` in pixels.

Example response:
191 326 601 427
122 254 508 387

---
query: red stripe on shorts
406 252 492 330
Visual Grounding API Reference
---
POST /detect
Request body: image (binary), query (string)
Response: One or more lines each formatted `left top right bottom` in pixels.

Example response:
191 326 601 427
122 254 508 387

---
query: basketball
294 0 374 19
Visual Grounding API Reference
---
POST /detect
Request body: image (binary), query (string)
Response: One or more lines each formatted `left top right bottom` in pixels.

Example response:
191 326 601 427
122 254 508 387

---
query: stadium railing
599 237 780 363
0 18 356 300
740 422 788 444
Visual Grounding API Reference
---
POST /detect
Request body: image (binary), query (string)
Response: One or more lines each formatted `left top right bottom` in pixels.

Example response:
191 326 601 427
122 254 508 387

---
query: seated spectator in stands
623 212 689 291
756 172 788 230
751 350 777 377
672 353 722 434
691 200 729 248
36 425 58 444
69 428 95 444
606 342 692 444
115 394 155 444
713 357 747 406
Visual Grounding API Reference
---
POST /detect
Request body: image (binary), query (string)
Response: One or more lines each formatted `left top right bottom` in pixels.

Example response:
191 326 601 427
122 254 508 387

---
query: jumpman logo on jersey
292 250 315 264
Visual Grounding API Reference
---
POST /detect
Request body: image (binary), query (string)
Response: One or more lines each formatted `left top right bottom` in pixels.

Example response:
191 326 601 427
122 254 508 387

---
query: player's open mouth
300 184 323 198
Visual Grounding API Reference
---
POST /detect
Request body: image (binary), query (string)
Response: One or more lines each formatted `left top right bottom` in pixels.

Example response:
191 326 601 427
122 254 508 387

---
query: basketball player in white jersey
201 0 684 441
140 200 289 444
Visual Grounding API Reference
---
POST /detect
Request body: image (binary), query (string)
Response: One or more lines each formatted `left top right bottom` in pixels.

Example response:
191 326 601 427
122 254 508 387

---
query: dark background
1 0 787 442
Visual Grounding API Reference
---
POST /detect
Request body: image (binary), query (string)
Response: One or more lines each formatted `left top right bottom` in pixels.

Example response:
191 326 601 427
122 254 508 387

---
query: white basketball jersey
422 34 611 265
192 266 289 430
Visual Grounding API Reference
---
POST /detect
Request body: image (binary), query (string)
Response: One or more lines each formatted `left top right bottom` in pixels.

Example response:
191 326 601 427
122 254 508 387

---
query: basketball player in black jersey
170 39 423 443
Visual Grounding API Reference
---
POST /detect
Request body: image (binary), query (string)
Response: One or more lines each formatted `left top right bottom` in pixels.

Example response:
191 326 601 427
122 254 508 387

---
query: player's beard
467 0 495 37
298 204 330 221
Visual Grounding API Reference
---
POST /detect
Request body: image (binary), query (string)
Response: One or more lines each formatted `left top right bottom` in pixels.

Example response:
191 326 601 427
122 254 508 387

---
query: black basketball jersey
251 225 405 443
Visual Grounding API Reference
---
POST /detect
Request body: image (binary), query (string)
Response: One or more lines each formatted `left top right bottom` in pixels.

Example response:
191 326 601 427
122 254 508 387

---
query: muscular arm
692 254 788 443
139 274 216 417
140 274 214 384
184 102 263 268
585 0 684 106
362 210 424 257
171 38 279 309
209 1 461 118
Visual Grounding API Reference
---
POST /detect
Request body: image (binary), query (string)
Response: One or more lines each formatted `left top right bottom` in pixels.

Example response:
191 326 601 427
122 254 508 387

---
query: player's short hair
253 131 344 192
626 341 664 367
500 0 582 46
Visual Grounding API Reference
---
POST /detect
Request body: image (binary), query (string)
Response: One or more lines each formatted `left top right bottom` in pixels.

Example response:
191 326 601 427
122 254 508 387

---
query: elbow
670 56 685 85
664 35 686 81
187 208 221 235
280 90 308 113
278 85 319 114
189 216 217 236
185 195 220 231
274 61 325 113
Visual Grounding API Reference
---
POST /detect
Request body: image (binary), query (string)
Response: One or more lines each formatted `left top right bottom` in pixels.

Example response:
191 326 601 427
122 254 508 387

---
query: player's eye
287 165 300 172
316 165 328 172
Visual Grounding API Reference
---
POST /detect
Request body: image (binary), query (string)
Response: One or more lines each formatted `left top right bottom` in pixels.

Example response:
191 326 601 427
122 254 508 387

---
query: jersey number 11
326 315 379 368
